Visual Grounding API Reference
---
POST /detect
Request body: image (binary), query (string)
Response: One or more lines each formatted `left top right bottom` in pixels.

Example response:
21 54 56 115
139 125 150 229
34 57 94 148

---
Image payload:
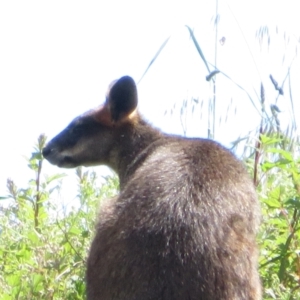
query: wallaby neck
115 119 163 189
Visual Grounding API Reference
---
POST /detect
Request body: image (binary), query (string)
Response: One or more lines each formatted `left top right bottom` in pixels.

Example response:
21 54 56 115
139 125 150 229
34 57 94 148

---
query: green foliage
0 134 118 300
251 134 300 299
1 129 300 300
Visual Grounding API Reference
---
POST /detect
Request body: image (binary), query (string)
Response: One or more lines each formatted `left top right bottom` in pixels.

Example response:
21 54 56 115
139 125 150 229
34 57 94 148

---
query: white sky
0 0 299 197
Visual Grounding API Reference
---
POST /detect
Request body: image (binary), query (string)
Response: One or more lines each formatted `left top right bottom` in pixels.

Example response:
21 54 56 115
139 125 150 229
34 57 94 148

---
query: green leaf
261 161 276 172
267 148 294 162
264 197 281 208
46 173 67 184
31 273 44 292
285 197 300 209
185 25 210 73
263 186 281 208
138 35 171 84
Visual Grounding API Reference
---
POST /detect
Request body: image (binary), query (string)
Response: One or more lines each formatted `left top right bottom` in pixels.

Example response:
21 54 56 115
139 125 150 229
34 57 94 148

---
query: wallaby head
42 76 146 173
43 75 261 300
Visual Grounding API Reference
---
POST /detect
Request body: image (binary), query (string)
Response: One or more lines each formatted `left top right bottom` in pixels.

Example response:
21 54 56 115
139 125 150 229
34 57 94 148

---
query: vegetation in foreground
0 125 299 299
0 135 119 299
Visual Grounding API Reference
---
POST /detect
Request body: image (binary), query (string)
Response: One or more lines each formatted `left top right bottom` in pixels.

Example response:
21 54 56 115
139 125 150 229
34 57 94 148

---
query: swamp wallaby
43 76 261 300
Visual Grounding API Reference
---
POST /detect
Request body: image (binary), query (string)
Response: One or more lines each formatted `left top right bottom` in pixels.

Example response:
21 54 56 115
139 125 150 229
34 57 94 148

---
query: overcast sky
0 0 299 197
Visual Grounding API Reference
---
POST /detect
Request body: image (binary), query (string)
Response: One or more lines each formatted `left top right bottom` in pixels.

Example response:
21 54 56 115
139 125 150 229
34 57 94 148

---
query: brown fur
43 76 261 300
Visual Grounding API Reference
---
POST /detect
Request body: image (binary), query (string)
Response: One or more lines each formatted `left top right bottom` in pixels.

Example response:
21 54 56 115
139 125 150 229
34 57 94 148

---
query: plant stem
34 159 42 231
213 0 219 139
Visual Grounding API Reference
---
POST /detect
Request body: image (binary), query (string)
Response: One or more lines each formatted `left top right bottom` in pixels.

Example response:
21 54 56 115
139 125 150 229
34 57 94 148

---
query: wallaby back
43 76 261 300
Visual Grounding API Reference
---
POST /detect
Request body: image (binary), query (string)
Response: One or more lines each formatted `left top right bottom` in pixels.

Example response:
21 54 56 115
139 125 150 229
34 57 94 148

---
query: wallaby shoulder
88 133 260 300
124 132 251 191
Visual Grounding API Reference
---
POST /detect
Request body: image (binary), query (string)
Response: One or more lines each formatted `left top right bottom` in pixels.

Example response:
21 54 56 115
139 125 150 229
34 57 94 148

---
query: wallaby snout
43 75 261 300
43 76 139 170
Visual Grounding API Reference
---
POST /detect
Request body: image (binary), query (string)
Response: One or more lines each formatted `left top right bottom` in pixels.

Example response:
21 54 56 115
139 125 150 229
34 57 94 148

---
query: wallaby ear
106 76 138 122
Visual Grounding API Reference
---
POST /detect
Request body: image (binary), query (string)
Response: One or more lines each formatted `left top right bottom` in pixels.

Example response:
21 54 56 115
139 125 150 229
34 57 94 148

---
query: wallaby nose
42 146 51 158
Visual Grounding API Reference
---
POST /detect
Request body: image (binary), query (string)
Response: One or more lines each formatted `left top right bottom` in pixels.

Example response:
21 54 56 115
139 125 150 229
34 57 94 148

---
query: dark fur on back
87 129 261 300
43 76 261 300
